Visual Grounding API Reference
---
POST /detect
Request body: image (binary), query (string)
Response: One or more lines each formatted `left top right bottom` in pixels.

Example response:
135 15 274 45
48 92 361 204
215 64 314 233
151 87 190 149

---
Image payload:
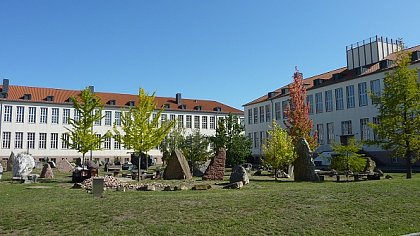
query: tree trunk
138 155 141 182
406 151 412 179
82 153 85 169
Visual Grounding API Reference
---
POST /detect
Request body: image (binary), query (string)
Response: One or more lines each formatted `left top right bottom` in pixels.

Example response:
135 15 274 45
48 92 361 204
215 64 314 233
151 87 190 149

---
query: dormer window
194 105 202 111
46 95 54 102
179 104 186 109
126 101 135 106
108 100 116 105
163 103 170 109
22 94 32 100
213 107 222 112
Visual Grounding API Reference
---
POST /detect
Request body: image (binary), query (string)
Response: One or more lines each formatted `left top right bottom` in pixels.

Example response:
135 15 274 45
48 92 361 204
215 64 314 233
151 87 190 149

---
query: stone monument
163 150 192 180
40 163 54 178
293 138 319 182
229 165 249 185
7 151 15 172
202 148 226 181
56 159 74 173
12 153 35 178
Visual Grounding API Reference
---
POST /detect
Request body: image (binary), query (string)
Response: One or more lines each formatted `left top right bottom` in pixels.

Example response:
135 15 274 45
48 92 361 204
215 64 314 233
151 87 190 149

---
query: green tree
160 124 185 166
330 138 366 179
181 129 212 175
114 88 174 180
211 114 252 167
370 48 420 179
262 121 296 180
64 87 109 166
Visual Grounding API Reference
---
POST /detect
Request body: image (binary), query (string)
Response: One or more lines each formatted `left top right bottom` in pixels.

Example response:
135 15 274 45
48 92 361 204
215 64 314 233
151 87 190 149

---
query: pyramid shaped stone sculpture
293 138 319 182
7 151 15 172
40 163 54 178
56 159 74 173
163 150 192 180
202 148 226 181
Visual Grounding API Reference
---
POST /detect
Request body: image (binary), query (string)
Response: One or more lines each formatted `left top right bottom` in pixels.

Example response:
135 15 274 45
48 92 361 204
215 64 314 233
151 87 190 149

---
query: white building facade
0 82 243 164
244 37 420 166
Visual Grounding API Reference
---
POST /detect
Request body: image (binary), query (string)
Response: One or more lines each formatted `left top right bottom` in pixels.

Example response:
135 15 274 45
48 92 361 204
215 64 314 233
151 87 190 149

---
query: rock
276 170 290 178
192 184 211 190
385 175 393 179
367 172 381 180
174 184 189 191
223 181 243 189
193 159 211 177
293 138 319 182
202 148 226 181
0 162 3 180
164 186 173 191
163 150 192 180
71 183 83 189
56 159 74 173
364 157 376 173
12 153 35 178
81 176 122 190
254 170 262 176
229 165 249 185
7 152 15 172
40 163 54 178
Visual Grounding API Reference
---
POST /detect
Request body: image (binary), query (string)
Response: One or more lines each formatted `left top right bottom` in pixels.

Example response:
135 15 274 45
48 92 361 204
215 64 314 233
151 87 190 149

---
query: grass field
0 170 419 236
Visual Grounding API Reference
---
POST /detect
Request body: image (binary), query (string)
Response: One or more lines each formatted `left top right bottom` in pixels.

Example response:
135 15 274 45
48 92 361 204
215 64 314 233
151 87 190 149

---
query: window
358 82 368 106
152 113 157 127
74 110 80 122
317 124 324 145
28 107 36 123
210 116 215 129
253 107 258 124
194 116 200 129
178 115 184 128
259 106 264 123
104 137 111 150
62 133 69 149
341 120 352 135
335 88 344 110
51 133 58 149
39 133 47 149
16 106 24 123
15 132 23 149
248 133 252 145
27 132 35 149
315 92 323 113
114 111 121 126
253 132 259 148
360 118 370 141
96 134 101 149
327 122 334 144
274 102 281 120
265 104 271 122
202 116 208 129
325 90 333 112
105 111 112 126
114 135 121 149
40 107 48 124
306 95 314 115
260 131 265 147
63 109 70 124
373 117 380 141
282 100 289 119
170 114 176 121
2 132 11 149
248 109 252 124
186 115 192 128
161 114 168 126
4 105 12 122
370 79 381 104
51 108 59 124
94 110 101 126
346 85 355 108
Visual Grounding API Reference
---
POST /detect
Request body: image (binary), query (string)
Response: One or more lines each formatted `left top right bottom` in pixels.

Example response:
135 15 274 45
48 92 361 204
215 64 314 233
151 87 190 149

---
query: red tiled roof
0 85 243 115
244 45 420 106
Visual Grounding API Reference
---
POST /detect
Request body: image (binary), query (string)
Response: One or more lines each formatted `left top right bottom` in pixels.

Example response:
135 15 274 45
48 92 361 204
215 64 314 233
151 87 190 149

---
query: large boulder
193 159 211 177
7 152 15 172
40 163 54 178
293 138 319 182
364 157 376 174
163 150 192 180
202 148 226 181
229 165 249 185
56 159 74 173
12 153 35 178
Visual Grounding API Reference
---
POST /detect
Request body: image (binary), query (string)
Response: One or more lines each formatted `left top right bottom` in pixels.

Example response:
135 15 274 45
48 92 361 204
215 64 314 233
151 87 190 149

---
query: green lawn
0 171 419 236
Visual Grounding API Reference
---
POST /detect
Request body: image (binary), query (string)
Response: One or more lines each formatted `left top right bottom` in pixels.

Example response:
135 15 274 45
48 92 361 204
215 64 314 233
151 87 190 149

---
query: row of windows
248 117 379 149
2 106 224 130
248 79 381 125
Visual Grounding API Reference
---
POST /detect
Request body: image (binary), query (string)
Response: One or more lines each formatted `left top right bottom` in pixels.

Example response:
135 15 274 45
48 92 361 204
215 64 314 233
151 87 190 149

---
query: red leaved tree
284 67 318 150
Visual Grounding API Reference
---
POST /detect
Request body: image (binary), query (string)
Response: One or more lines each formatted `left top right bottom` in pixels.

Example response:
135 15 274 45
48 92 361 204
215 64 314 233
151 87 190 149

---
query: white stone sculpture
12 153 35 178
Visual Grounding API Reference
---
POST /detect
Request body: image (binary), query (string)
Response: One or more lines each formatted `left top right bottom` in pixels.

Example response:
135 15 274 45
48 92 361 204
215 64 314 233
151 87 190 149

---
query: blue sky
1 1 420 109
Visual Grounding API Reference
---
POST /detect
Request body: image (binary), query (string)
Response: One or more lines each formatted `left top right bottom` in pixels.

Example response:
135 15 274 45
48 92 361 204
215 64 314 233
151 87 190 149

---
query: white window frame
16 106 25 123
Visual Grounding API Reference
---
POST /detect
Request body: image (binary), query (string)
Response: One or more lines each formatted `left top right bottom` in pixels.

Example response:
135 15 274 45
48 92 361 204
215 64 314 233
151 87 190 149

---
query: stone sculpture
229 165 249 185
40 163 54 178
12 153 35 178
293 138 319 182
56 159 74 173
7 151 15 172
163 150 192 180
202 148 226 181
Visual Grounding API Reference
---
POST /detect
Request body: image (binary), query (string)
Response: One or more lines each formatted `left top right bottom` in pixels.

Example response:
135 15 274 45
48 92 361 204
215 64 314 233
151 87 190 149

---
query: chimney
88 85 94 93
3 78 9 94
176 93 182 105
